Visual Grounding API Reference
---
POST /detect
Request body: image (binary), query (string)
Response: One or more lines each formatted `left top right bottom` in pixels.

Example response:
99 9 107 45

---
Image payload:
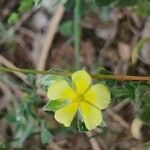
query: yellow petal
84 84 111 110
47 80 75 100
72 70 91 95
55 102 78 127
80 101 102 130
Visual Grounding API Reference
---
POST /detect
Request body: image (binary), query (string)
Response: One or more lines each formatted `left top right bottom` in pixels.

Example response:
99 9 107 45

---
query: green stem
0 66 49 75
74 0 81 69
0 66 150 81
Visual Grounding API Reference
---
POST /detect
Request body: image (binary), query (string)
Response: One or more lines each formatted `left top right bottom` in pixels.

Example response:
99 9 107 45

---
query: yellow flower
47 70 111 130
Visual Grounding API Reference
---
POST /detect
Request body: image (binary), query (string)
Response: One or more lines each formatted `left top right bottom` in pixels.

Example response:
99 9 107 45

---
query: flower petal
72 70 91 95
84 84 111 110
80 101 102 130
47 80 75 100
55 102 78 127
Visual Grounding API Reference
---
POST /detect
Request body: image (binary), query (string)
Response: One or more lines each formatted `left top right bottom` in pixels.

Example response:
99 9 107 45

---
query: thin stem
0 66 150 81
74 0 81 69
90 74 150 81
0 66 49 75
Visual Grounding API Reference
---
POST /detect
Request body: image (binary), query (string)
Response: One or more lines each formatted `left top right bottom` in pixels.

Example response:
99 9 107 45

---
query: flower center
73 94 84 103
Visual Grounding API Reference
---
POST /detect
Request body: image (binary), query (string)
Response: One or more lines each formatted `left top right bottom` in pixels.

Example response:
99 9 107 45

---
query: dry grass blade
36 5 64 70
107 109 130 130
86 131 102 150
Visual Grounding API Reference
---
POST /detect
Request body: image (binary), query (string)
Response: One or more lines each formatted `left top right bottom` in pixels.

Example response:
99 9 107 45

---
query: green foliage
11 118 38 148
111 82 149 107
89 0 150 17
43 99 70 112
8 0 34 25
95 0 114 7
40 121 53 144
59 20 74 37
116 0 138 6
1 76 43 148
8 89 40 147
94 0 144 7
95 0 138 7
146 145 150 150
77 112 88 132
0 144 7 150
18 0 34 14
8 12 19 24
135 85 142 108
134 0 150 17
140 108 150 123
1 0 150 147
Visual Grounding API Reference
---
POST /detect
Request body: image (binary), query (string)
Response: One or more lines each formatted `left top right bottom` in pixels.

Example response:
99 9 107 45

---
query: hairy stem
0 66 150 81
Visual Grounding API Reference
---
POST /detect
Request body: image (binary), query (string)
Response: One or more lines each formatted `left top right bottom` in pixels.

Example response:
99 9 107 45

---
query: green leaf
95 0 113 7
6 114 17 123
8 12 19 24
41 121 53 144
145 145 150 150
134 0 150 17
116 0 137 6
59 20 74 36
18 0 33 14
43 99 70 112
140 108 150 123
0 144 7 150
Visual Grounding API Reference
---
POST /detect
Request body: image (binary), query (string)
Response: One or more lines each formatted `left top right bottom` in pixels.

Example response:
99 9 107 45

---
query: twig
12 7 37 31
0 66 150 81
36 5 64 70
86 131 102 150
0 55 28 84
0 81 12 110
0 74 23 99
106 109 130 130
47 142 62 150
19 27 36 39
112 100 130 112
90 73 150 81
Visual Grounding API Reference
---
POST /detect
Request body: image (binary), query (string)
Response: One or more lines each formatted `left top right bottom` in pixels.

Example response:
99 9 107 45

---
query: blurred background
0 0 150 149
